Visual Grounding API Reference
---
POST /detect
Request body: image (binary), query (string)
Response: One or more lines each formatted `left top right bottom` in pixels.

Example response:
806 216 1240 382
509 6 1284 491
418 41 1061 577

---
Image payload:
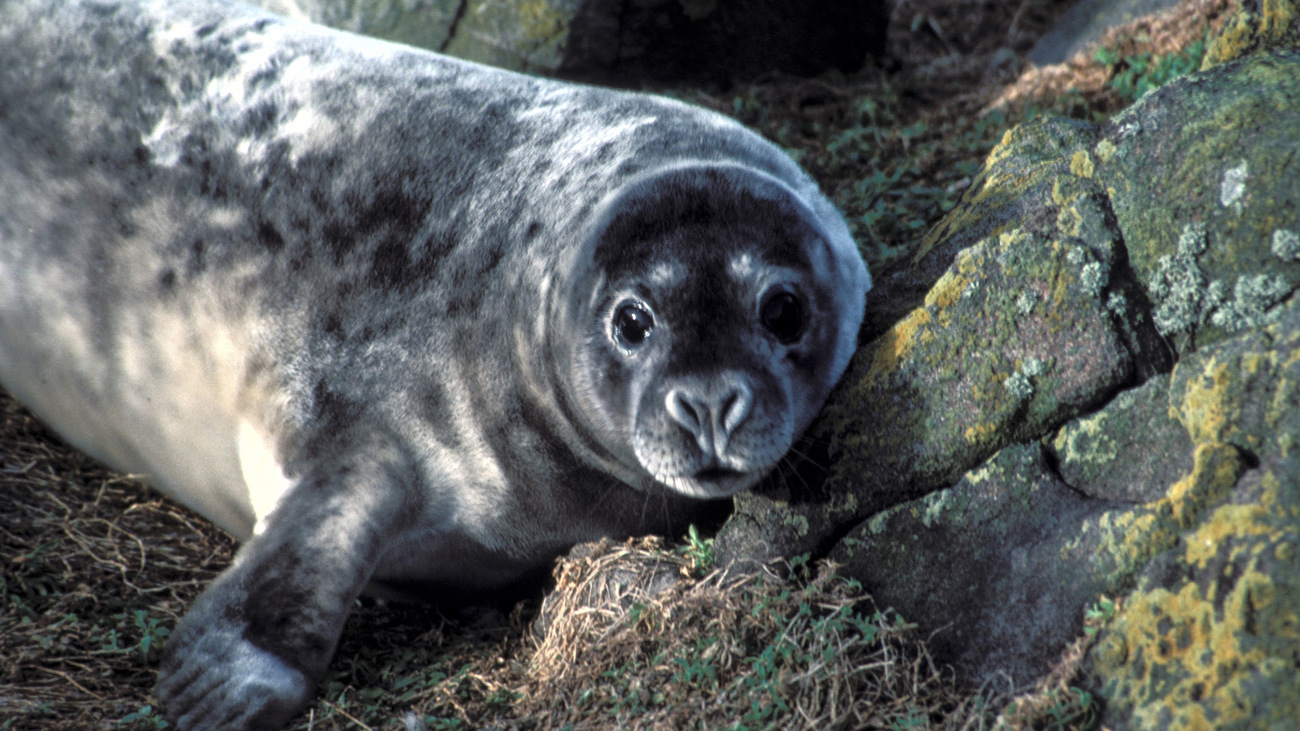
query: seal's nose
665 380 753 456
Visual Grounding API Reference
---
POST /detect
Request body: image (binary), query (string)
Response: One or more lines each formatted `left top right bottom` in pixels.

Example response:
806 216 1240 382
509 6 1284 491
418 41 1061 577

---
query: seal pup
0 0 870 728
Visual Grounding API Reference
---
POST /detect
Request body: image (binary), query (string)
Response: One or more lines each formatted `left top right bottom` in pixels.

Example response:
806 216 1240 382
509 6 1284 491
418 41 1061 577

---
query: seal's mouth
694 466 746 483
651 465 761 499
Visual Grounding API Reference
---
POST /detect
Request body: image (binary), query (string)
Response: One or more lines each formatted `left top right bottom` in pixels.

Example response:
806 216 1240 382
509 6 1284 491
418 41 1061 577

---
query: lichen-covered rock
1094 50 1300 351
1201 0 1300 68
1087 297 1300 730
251 0 884 83
825 223 1133 509
829 442 1126 684
717 119 1154 566
717 44 1300 725
1046 376 1195 504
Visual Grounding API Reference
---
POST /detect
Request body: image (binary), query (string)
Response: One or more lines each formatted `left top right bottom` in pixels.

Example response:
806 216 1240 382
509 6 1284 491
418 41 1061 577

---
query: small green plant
118 704 168 729
133 610 171 664
1083 596 1117 638
889 707 930 729
676 524 715 574
1050 687 1098 730
670 636 721 688
102 610 171 664
1095 38 1208 103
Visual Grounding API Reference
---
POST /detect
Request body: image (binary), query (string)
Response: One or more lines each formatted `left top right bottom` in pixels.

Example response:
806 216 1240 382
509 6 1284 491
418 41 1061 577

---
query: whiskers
765 431 833 500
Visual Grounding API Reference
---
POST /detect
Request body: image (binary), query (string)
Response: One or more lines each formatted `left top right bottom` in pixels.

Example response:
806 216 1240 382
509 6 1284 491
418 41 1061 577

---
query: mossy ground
0 0 1232 728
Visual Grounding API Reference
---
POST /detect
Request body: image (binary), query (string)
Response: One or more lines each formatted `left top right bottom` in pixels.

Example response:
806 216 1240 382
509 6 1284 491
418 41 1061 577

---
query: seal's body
0 1 869 728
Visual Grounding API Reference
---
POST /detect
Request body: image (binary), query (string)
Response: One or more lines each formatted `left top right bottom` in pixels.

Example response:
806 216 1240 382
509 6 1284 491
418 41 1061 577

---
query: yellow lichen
861 308 932 384
1050 179 1068 207
964 422 998 444
1163 443 1243 529
1101 548 1300 730
1091 419 1300 728
984 129 1019 170
1069 150 1095 179
1173 322 1299 455
1095 139 1118 165
1085 508 1162 576
925 271 968 311
954 245 985 278
1203 0 1300 67
1183 501 1277 571
998 228 1034 250
1075 443 1243 582
518 0 569 43
1173 359 1233 445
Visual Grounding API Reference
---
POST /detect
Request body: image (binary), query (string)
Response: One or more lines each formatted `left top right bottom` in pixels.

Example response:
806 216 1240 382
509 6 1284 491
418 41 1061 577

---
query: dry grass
0 392 234 728
515 538 989 731
987 0 1235 114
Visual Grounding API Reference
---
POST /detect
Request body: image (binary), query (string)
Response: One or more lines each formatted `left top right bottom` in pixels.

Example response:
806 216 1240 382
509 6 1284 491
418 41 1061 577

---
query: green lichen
1080 260 1108 297
1139 218 1294 338
1050 408 1120 470
1206 273 1291 331
1272 228 1300 260
1148 223 1210 336
1004 370 1034 401
1218 158 1249 211
1107 292 1128 318
1015 291 1037 314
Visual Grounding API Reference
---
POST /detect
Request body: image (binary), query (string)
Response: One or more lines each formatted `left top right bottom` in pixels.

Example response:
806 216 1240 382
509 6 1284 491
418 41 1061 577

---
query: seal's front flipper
158 432 417 730
156 620 311 730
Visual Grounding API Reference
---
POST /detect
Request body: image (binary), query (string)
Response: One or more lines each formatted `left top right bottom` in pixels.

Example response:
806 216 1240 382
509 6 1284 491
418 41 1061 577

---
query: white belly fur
0 285 290 541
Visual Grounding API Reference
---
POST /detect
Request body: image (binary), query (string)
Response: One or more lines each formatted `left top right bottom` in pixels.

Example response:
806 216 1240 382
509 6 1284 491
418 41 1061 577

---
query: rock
1094 51 1300 353
251 0 886 83
718 116 1153 567
1046 376 1194 504
1029 0 1185 66
1201 0 1300 68
829 442 1126 684
717 42 1300 724
822 221 1134 510
1088 297 1300 729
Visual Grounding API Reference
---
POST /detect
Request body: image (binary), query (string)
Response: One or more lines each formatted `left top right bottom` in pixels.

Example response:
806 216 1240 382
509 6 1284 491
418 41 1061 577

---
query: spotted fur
0 1 869 728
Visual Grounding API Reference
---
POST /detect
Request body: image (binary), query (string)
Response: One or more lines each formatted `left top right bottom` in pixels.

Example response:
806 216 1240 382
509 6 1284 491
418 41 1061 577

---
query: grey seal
0 0 870 728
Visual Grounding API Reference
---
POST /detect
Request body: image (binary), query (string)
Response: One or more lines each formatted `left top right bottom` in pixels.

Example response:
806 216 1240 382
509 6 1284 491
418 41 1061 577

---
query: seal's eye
614 303 654 346
761 291 804 343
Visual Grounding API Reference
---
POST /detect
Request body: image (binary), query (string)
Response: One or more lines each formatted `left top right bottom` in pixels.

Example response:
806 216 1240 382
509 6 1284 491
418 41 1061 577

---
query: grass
1094 37 1209 103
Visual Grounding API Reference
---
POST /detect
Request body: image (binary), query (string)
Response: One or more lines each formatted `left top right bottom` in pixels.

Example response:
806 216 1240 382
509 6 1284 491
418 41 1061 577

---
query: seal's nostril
720 384 752 435
666 388 705 434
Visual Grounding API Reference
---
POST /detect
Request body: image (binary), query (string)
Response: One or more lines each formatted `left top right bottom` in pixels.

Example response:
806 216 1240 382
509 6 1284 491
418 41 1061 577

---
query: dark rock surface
253 0 886 83
718 36 1300 725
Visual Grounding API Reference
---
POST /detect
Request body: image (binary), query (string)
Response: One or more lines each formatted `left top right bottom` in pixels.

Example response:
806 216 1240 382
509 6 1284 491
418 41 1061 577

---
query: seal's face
563 165 863 499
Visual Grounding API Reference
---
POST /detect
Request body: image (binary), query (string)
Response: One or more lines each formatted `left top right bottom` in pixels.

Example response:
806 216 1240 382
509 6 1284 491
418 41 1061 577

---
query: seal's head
556 163 869 499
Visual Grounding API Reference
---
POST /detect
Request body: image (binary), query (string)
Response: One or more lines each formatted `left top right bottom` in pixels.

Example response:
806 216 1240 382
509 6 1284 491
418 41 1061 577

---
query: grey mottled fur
0 1 870 728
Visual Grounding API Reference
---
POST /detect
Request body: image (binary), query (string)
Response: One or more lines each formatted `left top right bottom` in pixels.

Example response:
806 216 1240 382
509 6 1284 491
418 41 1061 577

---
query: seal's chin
651 466 766 500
